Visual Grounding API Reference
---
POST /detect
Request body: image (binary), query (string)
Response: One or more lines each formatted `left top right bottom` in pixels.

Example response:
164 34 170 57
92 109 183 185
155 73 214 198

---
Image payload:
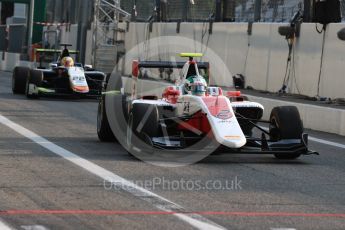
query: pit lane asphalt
0 70 345 230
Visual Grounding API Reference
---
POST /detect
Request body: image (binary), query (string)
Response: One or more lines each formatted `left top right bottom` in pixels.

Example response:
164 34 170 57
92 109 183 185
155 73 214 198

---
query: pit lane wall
122 22 345 100
0 52 33 71
1 22 345 100
245 95 345 136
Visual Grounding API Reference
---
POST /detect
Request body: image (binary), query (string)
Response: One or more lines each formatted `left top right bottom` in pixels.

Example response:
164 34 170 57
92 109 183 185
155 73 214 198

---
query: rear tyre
85 73 105 92
97 96 116 142
12 66 30 94
25 70 43 99
269 106 303 159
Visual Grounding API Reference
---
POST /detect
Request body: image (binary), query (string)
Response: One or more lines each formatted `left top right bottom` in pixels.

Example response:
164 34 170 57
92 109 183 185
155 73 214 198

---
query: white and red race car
98 53 317 160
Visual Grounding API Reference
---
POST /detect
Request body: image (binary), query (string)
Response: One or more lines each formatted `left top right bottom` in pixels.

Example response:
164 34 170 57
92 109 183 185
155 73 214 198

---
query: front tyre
131 103 160 137
269 106 303 160
97 97 116 142
126 104 159 156
25 70 43 99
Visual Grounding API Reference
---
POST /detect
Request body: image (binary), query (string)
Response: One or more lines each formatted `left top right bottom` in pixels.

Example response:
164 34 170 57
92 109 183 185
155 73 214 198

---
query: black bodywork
37 65 105 97
32 45 105 98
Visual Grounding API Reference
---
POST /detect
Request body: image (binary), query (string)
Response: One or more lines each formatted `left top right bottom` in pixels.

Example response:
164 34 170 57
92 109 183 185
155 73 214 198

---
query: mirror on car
84 65 93 71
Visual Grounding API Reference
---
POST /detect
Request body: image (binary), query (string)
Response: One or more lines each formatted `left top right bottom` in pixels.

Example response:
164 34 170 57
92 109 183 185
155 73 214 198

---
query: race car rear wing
35 48 79 55
130 60 210 100
34 48 80 68
36 49 60 53
137 61 209 70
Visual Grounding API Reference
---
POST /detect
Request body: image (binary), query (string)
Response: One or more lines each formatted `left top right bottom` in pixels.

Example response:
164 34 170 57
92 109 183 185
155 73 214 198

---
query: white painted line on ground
260 126 345 150
21 225 49 230
309 137 345 149
270 228 296 230
0 114 226 230
0 218 13 230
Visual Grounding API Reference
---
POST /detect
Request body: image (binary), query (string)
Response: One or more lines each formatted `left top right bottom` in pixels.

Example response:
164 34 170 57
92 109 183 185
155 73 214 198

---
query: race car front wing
146 132 318 155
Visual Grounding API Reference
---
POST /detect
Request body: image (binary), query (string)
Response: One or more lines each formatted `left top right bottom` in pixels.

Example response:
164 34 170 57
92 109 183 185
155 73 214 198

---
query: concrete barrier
245 94 345 136
0 52 33 71
122 22 345 100
2 21 344 99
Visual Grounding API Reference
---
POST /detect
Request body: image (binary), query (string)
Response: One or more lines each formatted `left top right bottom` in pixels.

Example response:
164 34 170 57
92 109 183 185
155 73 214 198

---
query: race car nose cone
73 85 89 93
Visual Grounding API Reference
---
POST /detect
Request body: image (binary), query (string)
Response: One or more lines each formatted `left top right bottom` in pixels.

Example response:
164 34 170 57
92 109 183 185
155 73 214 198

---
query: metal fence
121 0 218 21
121 0 345 23
45 0 94 25
232 0 345 22
259 0 303 22
43 0 345 23
120 0 304 22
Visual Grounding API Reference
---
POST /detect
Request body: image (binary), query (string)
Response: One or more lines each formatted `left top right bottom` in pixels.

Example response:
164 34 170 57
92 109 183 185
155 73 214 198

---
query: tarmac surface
0 70 345 230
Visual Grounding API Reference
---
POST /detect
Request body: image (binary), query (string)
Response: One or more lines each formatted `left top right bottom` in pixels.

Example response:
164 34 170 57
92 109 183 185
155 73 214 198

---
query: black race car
12 44 106 98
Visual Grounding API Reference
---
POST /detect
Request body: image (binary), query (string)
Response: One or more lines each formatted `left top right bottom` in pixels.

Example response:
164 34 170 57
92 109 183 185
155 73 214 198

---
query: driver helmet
186 75 207 96
61 56 74 67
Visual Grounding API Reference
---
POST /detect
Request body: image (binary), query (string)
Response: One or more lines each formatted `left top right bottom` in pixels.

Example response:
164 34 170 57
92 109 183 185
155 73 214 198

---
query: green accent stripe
37 87 55 93
102 90 121 95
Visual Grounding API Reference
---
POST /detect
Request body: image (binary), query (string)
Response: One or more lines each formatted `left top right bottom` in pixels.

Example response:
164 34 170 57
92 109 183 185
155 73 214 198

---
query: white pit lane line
308 137 345 149
259 126 345 150
21 225 49 230
0 218 13 230
0 114 225 230
270 228 296 230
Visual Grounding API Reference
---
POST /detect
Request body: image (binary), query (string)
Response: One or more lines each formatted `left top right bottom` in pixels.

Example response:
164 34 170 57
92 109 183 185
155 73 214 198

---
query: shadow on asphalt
0 92 99 103
200 155 311 165
1 135 311 165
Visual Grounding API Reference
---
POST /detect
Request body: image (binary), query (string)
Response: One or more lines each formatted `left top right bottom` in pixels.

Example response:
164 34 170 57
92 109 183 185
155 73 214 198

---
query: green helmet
185 75 207 96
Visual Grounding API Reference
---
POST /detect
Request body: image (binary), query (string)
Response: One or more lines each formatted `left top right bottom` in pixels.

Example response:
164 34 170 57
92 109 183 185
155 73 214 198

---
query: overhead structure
92 0 130 73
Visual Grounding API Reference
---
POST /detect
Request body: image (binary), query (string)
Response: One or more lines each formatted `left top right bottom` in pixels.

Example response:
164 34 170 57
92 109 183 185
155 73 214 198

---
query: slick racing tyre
97 96 116 142
126 104 159 156
131 103 160 138
25 70 43 99
269 106 303 159
126 113 155 156
12 66 30 94
101 71 128 143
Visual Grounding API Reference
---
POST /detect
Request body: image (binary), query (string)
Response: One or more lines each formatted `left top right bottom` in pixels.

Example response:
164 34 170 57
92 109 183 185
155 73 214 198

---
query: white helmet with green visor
187 75 208 96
